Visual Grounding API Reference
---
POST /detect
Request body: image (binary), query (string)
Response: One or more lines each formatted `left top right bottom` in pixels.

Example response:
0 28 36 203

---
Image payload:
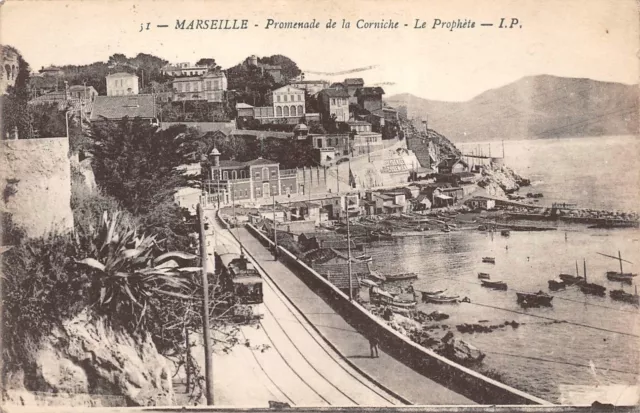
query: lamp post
272 194 278 260
346 157 353 300
65 111 72 140
196 204 215 405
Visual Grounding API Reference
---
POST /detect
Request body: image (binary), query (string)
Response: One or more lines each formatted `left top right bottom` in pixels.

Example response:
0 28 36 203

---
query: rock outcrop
478 163 530 197
3 310 173 407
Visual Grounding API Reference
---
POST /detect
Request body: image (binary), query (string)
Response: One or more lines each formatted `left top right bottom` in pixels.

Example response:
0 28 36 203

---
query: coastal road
212 212 474 405
201 209 404 407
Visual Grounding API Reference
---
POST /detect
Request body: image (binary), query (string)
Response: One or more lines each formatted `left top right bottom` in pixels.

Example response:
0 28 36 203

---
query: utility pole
337 165 340 194
196 204 215 405
272 195 278 260
346 194 353 301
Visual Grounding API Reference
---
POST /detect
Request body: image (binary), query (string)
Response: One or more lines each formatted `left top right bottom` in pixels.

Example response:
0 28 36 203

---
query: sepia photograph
0 0 638 412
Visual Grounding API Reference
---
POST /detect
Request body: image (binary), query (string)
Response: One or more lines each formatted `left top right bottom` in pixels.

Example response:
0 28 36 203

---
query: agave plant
76 211 199 331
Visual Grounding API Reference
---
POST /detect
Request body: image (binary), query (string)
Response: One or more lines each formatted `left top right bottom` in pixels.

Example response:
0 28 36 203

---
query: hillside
386 75 639 143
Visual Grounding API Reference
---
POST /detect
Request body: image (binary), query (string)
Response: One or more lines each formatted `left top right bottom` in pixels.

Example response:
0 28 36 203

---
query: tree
196 58 220 71
89 119 200 250
258 55 301 82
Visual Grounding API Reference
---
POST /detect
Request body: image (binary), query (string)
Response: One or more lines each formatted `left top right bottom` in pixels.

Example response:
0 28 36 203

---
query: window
283 106 289 116
298 105 303 115
277 95 281 102
262 167 269 180
276 106 282 117
240 170 245 179
271 170 276 179
223 171 228 180
232 170 237 179
186 83 191 92
297 94 302 101
256 188 261 197
331 98 336 105
255 171 261 179
284 95 288 102
291 106 297 116
206 81 211 90
327 138 332 147
214 80 219 89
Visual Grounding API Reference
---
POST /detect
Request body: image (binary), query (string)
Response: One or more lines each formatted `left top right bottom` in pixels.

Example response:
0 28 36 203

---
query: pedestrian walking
369 336 380 358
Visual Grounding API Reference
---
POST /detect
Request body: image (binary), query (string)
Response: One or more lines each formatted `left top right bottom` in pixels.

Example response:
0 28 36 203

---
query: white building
268 85 306 118
172 72 228 102
161 62 209 77
106 72 139 96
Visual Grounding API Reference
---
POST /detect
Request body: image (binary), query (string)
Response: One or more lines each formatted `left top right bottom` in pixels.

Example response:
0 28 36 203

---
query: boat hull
606 272 636 284
481 281 508 290
548 280 566 291
580 284 606 296
610 290 639 305
516 292 553 307
422 295 459 304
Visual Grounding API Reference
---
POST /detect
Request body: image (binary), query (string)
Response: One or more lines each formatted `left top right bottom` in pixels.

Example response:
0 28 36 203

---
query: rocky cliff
477 163 530 197
3 309 173 407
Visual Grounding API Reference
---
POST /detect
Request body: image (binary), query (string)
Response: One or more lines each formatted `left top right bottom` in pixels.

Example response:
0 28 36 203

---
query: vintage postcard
0 0 638 411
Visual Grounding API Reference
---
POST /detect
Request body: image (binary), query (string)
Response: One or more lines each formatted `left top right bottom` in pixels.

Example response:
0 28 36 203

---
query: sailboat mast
584 259 587 283
618 250 624 274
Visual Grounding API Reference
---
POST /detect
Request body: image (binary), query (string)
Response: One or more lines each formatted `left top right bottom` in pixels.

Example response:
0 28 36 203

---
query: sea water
368 135 640 403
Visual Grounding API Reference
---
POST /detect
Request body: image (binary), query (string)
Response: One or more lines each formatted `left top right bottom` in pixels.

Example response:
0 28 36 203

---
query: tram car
214 244 263 321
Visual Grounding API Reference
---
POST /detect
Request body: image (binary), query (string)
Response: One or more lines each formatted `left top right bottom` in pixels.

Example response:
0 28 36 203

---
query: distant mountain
386 75 639 143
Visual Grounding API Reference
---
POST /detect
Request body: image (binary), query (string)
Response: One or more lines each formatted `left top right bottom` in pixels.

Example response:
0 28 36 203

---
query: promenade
196 211 405 407
228 224 474 405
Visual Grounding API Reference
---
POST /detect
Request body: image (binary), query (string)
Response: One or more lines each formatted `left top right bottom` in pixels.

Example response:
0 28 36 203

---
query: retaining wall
1 137 74 237
243 222 549 406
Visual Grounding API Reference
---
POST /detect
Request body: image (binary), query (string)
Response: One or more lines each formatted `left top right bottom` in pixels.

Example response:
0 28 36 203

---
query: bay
368 135 640 403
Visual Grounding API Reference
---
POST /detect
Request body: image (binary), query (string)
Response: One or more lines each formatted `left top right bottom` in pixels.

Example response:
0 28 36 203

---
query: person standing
369 336 380 358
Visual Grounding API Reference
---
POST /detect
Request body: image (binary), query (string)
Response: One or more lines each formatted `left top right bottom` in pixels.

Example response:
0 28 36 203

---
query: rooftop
106 72 138 78
344 78 364 85
320 88 350 98
90 95 155 121
355 87 385 97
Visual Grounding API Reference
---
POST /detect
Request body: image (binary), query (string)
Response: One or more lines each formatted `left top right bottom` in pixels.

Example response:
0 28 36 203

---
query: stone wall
1 137 74 237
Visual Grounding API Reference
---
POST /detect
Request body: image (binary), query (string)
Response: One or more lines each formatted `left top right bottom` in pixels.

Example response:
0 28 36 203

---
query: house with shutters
318 88 350 122
171 71 227 102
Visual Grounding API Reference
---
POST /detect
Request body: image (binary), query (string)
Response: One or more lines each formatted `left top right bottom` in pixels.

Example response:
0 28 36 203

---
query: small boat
420 289 446 298
442 228 451 233
384 272 418 282
477 272 491 280
355 254 373 263
500 230 510 237
369 286 417 309
610 287 639 305
422 294 459 304
481 280 508 290
548 279 566 291
606 271 636 284
516 291 554 307
558 273 584 285
599 251 637 284
482 257 496 264
579 259 606 297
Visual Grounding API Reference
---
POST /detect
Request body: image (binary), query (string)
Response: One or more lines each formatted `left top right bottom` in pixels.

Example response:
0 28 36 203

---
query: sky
1 0 638 101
